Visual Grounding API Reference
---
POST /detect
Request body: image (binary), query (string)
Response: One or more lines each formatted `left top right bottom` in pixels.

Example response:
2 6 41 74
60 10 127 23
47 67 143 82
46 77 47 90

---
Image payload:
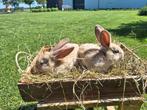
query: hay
18 43 147 83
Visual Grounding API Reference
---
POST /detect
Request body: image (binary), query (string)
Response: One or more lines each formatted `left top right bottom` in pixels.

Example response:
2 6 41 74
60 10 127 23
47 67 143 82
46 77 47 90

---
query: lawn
0 10 147 110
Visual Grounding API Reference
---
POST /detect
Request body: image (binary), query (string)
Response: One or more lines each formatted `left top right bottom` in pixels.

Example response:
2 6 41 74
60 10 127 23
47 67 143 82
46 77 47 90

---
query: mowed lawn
0 10 147 110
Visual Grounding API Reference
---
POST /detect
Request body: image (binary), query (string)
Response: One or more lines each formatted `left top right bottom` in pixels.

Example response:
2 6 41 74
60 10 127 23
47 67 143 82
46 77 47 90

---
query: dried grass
19 43 147 83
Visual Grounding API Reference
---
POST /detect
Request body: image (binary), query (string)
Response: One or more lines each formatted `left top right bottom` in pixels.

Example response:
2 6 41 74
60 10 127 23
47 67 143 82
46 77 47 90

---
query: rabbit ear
53 46 74 59
42 46 51 53
100 30 111 48
95 25 104 42
53 38 70 51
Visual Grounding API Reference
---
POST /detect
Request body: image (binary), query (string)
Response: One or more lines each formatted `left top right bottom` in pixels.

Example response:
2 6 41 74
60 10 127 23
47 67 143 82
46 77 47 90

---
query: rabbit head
95 25 124 63
29 39 75 74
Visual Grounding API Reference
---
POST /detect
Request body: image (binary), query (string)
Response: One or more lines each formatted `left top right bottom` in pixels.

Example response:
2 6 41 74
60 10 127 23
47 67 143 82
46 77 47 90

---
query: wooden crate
18 44 147 109
18 76 147 110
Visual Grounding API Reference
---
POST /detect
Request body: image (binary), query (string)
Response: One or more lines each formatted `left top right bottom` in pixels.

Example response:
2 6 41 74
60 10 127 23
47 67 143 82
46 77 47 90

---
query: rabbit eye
40 58 49 65
112 49 119 54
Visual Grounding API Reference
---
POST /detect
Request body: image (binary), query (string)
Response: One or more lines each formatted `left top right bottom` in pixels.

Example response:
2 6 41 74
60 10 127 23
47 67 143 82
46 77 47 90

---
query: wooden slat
18 76 146 102
37 97 143 110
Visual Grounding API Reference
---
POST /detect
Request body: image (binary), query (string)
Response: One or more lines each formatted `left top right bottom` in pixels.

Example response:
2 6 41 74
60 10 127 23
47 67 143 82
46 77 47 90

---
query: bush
51 8 58 11
31 9 40 12
31 8 47 12
47 8 51 12
31 6 43 9
138 6 147 16
31 8 59 13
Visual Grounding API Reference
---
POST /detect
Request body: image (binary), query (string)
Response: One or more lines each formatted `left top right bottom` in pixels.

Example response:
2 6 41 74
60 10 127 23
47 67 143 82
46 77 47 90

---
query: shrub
47 8 51 12
31 7 59 12
138 6 147 16
31 6 43 9
41 8 48 12
31 9 40 12
31 8 47 12
51 8 58 11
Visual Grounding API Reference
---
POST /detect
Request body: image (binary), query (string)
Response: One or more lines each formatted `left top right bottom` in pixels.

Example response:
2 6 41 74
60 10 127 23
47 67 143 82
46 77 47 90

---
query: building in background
47 0 62 9
0 0 146 10
61 0 147 10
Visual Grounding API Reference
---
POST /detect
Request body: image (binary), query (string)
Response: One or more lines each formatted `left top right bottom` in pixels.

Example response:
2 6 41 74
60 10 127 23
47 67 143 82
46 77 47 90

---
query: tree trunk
42 4 45 8
29 4 32 10
5 3 11 13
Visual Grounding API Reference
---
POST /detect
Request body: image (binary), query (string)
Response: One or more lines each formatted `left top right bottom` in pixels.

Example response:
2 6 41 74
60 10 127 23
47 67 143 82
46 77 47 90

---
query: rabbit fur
77 25 124 73
27 39 79 74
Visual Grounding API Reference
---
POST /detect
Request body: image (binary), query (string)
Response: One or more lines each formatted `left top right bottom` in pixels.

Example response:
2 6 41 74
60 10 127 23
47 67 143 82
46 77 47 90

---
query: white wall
85 0 147 9
85 0 99 9
63 0 73 9
63 0 147 9
99 0 147 9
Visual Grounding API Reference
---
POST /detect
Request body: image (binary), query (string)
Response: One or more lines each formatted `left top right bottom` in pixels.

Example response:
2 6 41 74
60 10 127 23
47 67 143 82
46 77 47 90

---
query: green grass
0 10 147 110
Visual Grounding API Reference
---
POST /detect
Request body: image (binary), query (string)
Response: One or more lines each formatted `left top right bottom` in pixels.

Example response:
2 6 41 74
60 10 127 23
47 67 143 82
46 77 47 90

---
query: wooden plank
18 76 146 102
37 97 143 110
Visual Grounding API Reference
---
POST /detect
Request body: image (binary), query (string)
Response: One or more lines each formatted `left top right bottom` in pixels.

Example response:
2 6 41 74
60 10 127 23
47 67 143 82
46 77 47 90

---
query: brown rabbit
78 25 124 73
27 39 79 74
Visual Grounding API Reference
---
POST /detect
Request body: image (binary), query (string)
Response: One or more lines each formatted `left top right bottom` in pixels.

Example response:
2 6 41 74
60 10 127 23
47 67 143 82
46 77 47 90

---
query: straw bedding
19 44 147 83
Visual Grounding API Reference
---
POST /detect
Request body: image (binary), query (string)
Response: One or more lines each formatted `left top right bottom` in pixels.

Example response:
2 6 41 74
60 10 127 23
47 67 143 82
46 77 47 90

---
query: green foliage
2 0 12 4
31 8 47 12
2 0 22 5
51 7 58 11
138 6 147 16
2 0 22 12
12 0 19 8
36 0 46 4
31 7 58 12
36 0 46 7
47 8 51 11
23 0 34 7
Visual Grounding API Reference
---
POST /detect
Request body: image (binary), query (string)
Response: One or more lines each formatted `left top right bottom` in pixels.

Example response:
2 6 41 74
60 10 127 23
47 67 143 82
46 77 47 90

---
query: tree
2 0 13 12
23 0 34 9
2 0 22 12
2 0 12 4
12 0 19 9
36 0 46 8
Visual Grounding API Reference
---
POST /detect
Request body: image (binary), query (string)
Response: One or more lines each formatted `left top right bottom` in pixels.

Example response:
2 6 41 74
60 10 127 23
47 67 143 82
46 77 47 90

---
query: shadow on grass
17 104 107 110
18 104 37 110
108 21 147 41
